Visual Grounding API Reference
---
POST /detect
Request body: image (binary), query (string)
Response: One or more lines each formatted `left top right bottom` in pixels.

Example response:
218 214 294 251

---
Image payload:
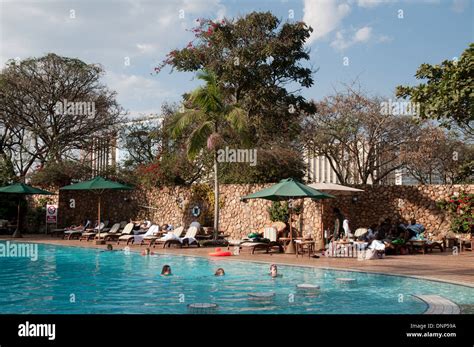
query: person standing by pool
342 216 352 239
161 265 172 276
331 208 345 241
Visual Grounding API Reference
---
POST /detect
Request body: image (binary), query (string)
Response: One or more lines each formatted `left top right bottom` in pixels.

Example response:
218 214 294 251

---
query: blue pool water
0 242 473 314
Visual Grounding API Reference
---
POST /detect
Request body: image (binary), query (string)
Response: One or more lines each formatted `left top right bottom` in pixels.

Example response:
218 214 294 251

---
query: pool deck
412 295 461 314
3 234 473 288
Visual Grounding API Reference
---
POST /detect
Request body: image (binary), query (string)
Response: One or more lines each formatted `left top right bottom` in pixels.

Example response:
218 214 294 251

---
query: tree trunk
213 150 219 240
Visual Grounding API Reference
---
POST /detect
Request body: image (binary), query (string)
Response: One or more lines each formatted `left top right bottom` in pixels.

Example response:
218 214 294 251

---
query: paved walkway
413 295 461 314
3 234 473 287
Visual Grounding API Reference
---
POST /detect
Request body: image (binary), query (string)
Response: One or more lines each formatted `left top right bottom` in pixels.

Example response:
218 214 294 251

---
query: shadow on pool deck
2 234 473 288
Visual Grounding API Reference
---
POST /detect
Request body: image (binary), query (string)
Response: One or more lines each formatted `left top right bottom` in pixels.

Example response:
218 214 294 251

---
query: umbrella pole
285 208 295 254
12 198 22 238
95 195 105 245
321 201 325 249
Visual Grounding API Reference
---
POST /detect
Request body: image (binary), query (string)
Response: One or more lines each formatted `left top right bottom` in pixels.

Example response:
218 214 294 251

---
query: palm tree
169 70 249 239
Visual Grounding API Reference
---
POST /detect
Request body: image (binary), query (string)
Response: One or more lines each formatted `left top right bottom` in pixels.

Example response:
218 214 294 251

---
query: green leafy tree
0 53 124 179
120 105 210 187
168 70 249 238
396 44 474 138
157 12 316 181
28 160 92 188
120 120 162 167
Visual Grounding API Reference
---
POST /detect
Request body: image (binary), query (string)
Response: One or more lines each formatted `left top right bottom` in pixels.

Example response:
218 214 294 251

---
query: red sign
46 204 58 224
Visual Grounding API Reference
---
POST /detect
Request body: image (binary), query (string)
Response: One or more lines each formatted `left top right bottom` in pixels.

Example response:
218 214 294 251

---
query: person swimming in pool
161 265 172 276
101 244 118 252
215 268 225 276
269 264 281 278
141 248 154 256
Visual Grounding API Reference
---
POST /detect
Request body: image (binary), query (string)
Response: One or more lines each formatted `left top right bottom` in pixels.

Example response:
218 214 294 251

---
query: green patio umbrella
0 183 54 238
60 177 133 244
242 178 335 253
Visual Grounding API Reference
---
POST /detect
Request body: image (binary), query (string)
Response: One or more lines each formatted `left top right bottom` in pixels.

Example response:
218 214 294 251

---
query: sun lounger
140 226 168 246
79 222 105 241
153 226 185 248
236 227 283 254
95 223 121 240
105 222 133 241
164 226 200 248
116 223 137 245
63 220 92 240
250 227 283 254
134 225 160 245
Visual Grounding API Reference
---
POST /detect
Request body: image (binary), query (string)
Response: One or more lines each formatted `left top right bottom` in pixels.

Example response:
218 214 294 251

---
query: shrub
29 161 92 188
437 192 474 233
267 201 289 223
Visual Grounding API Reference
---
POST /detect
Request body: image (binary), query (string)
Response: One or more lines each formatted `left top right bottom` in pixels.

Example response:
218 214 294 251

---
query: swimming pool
0 242 473 314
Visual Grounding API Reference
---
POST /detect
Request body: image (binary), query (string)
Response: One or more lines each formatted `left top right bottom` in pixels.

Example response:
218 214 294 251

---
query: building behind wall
305 152 425 186
80 134 118 176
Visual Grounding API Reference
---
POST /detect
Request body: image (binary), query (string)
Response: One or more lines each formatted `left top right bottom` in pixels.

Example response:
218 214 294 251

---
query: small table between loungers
295 240 315 258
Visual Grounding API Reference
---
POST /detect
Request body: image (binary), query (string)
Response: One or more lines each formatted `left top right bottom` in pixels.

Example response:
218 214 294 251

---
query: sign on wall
46 204 58 224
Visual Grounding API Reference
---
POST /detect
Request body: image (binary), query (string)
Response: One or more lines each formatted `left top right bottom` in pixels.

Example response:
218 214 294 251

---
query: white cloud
105 72 177 104
136 43 157 54
0 0 225 118
451 0 469 13
354 26 372 42
303 0 351 43
357 0 396 8
330 25 373 50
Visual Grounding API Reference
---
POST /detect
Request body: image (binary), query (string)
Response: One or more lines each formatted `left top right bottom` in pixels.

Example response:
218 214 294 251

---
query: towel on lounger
159 232 180 241
134 225 159 243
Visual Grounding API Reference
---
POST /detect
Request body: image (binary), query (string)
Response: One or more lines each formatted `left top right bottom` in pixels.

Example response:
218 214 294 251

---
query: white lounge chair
63 220 91 240
153 226 185 248
80 222 105 241
134 225 160 245
164 226 200 248
116 223 138 245
96 223 121 240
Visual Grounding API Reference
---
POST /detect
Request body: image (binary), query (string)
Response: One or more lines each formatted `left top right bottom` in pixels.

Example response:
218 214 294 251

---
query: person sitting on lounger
405 219 425 241
66 219 91 231
363 238 386 259
215 268 225 276
364 224 378 241
140 220 151 230
161 265 172 276
130 219 149 230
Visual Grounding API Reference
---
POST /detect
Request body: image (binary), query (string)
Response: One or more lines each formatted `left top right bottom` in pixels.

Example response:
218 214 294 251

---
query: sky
0 0 473 120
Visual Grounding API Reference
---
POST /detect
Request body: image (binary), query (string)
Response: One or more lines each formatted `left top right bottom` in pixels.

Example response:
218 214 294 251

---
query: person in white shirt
342 218 353 239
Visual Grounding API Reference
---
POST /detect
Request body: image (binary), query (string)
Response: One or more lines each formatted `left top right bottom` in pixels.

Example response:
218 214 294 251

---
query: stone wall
52 184 472 239
321 184 473 234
